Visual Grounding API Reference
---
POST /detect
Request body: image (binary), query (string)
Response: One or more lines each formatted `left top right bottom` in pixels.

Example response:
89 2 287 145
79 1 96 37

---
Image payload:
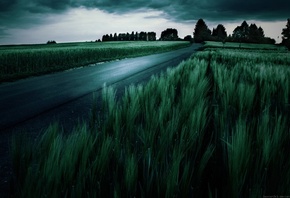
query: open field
10 47 290 197
203 41 288 51
0 41 190 83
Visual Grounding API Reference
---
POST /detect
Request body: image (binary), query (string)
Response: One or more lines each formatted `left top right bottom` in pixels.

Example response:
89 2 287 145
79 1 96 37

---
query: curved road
0 44 201 130
0 43 201 196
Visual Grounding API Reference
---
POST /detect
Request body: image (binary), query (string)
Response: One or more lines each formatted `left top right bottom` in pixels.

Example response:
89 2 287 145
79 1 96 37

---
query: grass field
10 45 290 197
0 41 190 83
203 41 288 51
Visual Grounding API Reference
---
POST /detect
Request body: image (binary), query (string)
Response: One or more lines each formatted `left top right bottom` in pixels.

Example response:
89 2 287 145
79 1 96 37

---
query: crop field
11 48 290 197
203 41 288 51
0 41 190 83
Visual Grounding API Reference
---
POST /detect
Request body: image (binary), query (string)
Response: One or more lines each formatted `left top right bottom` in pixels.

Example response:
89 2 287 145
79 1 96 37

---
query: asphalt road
0 43 201 197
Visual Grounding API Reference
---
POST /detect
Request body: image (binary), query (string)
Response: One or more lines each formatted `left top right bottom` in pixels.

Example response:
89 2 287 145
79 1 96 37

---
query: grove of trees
159 28 179 41
193 19 276 44
102 31 156 42
47 40 57 44
231 21 275 44
99 18 290 49
101 28 182 42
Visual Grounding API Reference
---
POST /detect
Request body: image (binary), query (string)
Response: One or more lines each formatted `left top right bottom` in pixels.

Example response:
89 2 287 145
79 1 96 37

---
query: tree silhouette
125 33 130 41
212 24 227 41
47 40 57 44
114 33 118 41
248 24 262 43
148 32 156 41
135 32 139 41
102 34 110 42
139 32 147 41
160 28 179 41
233 21 249 43
118 33 125 41
130 31 135 41
231 21 270 44
258 27 265 38
282 18 290 49
101 31 156 42
184 35 192 42
282 18 290 40
193 19 211 43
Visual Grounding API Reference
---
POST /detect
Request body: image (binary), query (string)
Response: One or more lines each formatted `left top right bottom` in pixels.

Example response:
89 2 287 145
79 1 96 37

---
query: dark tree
184 35 192 42
232 21 249 43
139 32 147 41
193 19 211 43
148 32 156 41
258 27 265 38
212 24 227 41
160 28 179 41
125 32 130 41
114 33 118 41
241 21 249 32
102 34 110 42
248 24 261 43
282 18 290 49
282 18 290 40
130 31 135 41
118 33 125 41
47 40 57 44
135 32 139 41
232 21 274 44
263 37 276 44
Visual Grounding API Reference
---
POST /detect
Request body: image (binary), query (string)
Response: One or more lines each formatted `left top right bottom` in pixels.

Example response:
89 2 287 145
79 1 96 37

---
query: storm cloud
1 0 290 21
0 0 289 44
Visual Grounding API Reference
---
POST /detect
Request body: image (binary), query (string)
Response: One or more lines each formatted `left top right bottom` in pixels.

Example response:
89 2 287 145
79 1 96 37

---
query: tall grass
11 48 290 197
208 49 290 197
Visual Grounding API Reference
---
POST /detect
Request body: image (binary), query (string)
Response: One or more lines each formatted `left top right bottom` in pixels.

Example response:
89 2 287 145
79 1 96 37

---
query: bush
47 40 57 44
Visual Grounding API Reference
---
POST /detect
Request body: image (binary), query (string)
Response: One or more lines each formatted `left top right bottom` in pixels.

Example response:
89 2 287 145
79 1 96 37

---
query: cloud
0 8 195 44
77 0 290 21
1 0 289 21
0 0 289 44
212 0 290 20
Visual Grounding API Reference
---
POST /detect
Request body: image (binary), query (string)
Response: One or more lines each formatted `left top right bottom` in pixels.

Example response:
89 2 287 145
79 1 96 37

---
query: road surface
0 43 201 197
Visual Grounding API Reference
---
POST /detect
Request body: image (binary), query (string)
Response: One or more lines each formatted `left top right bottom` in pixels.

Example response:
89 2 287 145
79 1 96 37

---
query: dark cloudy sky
0 0 289 44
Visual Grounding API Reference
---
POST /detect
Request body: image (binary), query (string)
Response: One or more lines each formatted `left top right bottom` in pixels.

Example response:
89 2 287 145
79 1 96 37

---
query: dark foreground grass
10 49 290 197
0 41 190 83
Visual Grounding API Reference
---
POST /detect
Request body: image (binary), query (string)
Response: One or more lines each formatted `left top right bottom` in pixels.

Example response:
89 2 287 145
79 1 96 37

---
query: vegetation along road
0 43 201 196
0 43 200 130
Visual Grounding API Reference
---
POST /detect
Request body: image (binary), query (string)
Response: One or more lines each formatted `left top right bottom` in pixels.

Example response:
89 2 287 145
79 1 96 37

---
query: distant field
0 41 190 83
203 41 288 50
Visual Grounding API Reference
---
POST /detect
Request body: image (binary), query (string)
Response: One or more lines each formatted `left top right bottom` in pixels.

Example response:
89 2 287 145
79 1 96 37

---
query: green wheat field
0 41 189 83
9 42 290 197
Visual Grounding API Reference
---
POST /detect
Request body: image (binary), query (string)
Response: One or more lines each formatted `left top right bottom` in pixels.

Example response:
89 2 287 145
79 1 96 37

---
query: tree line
101 32 157 42
193 19 275 44
101 28 185 42
98 18 290 50
193 18 290 49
